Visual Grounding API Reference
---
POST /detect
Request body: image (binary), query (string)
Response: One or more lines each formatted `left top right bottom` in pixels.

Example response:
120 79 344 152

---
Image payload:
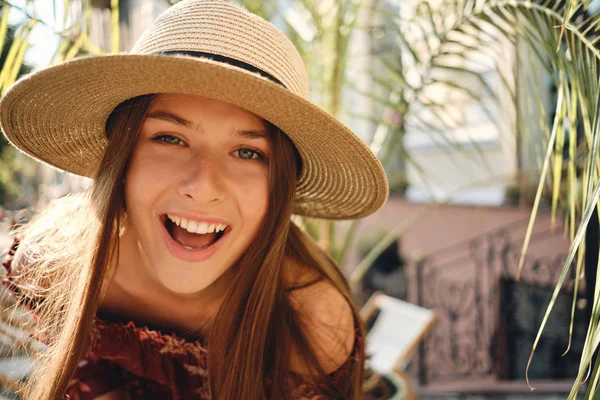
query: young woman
0 1 388 399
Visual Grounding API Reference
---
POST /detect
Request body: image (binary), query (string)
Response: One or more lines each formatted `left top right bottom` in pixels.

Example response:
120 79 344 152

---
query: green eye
152 134 183 145
236 148 260 160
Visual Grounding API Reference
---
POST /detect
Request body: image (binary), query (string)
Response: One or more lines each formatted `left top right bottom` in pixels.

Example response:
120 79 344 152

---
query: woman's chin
163 281 211 296
153 263 231 297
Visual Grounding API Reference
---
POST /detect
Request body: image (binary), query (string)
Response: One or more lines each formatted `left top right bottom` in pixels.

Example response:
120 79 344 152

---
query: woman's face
123 93 270 295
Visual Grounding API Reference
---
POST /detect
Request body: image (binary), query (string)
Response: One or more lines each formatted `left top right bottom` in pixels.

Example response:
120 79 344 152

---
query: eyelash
152 134 184 146
151 134 266 161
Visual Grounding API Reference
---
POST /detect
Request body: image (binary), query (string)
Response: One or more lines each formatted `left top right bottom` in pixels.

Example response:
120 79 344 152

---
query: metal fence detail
411 217 576 385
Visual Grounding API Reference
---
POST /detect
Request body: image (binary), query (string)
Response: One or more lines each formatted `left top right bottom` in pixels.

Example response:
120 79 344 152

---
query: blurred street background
2 0 600 399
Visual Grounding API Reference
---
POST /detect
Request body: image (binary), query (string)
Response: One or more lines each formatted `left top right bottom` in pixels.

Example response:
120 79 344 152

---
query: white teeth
196 222 208 234
187 220 198 232
166 214 228 235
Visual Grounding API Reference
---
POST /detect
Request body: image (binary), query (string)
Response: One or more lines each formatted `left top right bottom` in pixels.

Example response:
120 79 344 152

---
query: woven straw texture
0 0 388 220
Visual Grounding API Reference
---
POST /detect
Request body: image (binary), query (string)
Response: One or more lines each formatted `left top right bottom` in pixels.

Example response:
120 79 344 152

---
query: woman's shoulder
284 256 358 375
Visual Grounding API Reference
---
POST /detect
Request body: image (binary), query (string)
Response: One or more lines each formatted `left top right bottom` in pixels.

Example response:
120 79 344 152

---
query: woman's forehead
148 93 266 130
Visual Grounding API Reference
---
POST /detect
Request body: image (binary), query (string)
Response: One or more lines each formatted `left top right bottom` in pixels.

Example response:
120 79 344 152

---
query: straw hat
0 0 388 219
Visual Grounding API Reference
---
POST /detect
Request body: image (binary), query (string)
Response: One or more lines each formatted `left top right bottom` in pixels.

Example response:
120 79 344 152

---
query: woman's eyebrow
147 110 193 129
146 110 267 139
233 129 267 140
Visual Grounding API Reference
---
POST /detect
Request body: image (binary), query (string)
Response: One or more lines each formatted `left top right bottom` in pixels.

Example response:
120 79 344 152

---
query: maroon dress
2 237 361 399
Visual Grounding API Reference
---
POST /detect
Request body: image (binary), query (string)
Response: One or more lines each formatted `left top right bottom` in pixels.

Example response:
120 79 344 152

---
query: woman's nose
177 156 225 205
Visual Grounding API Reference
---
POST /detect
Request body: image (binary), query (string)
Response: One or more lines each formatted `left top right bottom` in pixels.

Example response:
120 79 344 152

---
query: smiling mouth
161 215 228 250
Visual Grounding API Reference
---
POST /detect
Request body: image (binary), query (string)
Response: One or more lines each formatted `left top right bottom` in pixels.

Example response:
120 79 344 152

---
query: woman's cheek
223 162 268 205
138 146 181 173
230 162 268 189
126 150 175 198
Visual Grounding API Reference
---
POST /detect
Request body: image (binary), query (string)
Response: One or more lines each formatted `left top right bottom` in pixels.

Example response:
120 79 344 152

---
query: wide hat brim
0 53 388 219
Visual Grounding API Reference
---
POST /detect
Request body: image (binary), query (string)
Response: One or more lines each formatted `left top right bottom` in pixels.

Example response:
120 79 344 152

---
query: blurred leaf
64 0 69 26
0 4 11 60
0 19 35 94
5 20 34 89
111 0 119 53
64 32 85 61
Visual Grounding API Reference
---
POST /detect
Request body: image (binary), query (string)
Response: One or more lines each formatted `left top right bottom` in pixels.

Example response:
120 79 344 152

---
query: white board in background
362 292 437 374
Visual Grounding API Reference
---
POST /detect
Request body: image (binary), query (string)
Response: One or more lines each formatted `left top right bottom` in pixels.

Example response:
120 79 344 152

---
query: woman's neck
99 225 232 338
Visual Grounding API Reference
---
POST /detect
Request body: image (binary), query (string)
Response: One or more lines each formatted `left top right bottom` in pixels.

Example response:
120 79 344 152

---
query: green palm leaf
391 1 600 397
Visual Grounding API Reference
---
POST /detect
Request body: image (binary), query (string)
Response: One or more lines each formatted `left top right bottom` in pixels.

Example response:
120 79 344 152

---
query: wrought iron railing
410 216 579 385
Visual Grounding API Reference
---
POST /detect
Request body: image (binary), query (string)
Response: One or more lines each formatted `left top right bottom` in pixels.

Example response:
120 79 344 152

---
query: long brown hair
6 94 365 399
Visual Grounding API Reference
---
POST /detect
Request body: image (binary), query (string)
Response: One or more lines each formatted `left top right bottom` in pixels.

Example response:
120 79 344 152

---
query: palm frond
357 1 600 395
0 4 11 59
